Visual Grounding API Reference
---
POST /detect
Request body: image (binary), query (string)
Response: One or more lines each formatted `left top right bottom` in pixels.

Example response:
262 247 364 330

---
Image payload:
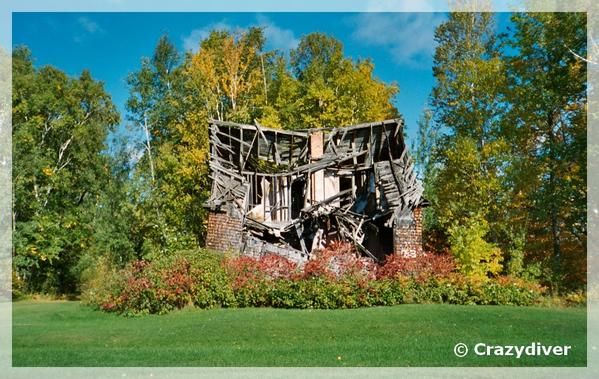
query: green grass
12 301 586 367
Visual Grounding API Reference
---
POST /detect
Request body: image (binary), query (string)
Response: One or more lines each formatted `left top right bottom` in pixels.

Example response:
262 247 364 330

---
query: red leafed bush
258 254 299 279
377 252 456 280
107 257 194 314
223 256 260 290
94 250 236 315
303 241 377 280
85 248 549 315
224 254 298 289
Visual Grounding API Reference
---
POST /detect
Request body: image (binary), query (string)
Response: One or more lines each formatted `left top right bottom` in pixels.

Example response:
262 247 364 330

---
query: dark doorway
291 179 306 219
364 218 394 260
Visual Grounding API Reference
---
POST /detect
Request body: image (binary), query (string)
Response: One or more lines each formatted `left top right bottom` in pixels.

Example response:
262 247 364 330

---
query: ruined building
204 118 427 263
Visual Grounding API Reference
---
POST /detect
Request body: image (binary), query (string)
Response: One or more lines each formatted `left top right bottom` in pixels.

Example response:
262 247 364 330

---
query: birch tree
12 47 119 292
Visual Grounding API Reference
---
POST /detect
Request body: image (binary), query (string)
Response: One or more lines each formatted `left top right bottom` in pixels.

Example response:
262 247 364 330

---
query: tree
428 12 508 276
185 28 268 123
506 12 586 291
412 109 446 252
448 216 503 278
12 47 120 293
126 35 182 184
259 53 300 129
431 13 507 147
173 28 274 243
124 30 403 255
290 33 399 129
126 35 201 255
426 11 586 290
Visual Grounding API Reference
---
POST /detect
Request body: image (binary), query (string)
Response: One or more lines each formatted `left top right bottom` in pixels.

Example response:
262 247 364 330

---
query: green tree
412 109 445 252
126 35 200 256
88 137 137 265
290 33 399 129
259 54 300 129
448 215 503 278
506 12 586 291
12 47 120 293
428 12 508 276
426 11 586 289
126 35 183 184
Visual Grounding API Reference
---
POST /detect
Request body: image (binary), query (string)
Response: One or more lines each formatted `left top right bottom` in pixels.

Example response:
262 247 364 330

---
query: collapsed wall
204 118 427 263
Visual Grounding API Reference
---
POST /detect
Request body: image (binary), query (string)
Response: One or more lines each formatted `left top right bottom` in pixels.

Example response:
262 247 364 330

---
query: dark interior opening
291 179 306 219
363 218 394 260
339 177 352 208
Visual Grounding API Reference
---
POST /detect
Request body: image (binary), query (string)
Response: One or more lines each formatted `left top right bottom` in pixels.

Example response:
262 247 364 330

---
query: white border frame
1 1 596 378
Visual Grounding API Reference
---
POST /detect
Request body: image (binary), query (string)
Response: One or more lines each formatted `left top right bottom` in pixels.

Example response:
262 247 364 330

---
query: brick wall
393 207 424 257
205 211 243 253
206 206 425 258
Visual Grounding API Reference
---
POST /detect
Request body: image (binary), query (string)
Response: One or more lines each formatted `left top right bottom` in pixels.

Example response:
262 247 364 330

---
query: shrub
447 217 503 278
408 275 546 306
362 278 404 306
377 253 455 280
79 255 123 308
563 290 586 306
225 254 298 285
224 254 298 308
85 247 549 315
83 249 235 316
184 250 236 309
303 241 376 281
269 277 392 309
12 270 26 300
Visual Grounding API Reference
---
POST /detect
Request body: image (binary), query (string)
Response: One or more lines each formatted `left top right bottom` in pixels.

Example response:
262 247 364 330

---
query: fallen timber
204 118 426 263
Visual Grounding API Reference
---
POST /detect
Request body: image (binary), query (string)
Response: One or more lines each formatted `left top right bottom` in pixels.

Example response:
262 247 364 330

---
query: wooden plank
241 131 258 171
211 118 309 137
215 129 252 148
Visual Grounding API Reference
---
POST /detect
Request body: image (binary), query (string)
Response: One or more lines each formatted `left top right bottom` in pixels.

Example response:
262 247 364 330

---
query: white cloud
77 16 104 34
183 21 238 52
74 16 104 44
256 15 299 51
182 15 298 53
350 13 446 68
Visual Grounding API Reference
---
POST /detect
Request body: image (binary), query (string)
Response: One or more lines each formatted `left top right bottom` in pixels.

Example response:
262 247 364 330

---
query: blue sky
12 12 455 146
12 12 513 148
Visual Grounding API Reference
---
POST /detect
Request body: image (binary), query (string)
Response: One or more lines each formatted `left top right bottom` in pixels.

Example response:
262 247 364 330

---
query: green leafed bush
447 216 503 278
83 247 547 315
83 249 235 315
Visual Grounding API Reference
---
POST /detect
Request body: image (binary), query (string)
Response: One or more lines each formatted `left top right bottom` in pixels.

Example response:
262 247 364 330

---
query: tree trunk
143 113 156 184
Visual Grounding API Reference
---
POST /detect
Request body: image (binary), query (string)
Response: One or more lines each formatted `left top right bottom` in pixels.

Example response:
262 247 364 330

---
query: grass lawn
12 301 586 367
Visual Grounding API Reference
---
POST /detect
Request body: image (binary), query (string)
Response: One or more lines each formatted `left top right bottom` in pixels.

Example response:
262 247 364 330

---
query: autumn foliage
83 245 550 316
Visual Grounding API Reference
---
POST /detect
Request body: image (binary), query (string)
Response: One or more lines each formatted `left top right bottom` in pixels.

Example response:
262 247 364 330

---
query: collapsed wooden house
204 118 427 263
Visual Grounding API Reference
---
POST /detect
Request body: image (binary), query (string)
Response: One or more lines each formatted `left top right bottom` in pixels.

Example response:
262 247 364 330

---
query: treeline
12 12 586 295
415 12 586 292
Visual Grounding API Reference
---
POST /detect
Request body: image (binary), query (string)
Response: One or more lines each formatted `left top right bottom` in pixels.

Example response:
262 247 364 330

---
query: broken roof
205 118 425 262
